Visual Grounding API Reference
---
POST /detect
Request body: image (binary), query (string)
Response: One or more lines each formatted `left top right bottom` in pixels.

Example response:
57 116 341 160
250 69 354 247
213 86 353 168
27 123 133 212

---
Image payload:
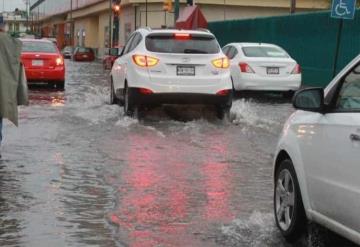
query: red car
20 38 65 89
103 46 123 70
73 47 95 62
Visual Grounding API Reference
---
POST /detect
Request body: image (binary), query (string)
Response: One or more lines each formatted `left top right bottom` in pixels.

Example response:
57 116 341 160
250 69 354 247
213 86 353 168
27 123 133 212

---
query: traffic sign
331 0 357 20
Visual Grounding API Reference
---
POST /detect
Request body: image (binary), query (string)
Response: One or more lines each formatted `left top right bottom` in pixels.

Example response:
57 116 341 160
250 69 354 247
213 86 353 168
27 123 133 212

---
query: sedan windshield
77 47 92 53
242 46 289 58
22 41 57 53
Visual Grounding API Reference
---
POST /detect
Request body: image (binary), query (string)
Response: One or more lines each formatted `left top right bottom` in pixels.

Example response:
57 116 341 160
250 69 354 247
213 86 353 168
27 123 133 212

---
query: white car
222 43 301 94
273 55 360 244
110 28 232 118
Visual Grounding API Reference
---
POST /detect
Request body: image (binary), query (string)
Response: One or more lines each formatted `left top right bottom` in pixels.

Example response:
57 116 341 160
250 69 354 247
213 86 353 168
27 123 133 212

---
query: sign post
331 0 356 77
331 0 356 19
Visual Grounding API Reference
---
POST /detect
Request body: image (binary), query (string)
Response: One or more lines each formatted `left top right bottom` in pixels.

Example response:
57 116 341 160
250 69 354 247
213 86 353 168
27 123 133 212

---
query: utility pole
70 0 73 46
109 0 112 48
174 0 179 23
145 0 148 26
26 0 29 32
290 0 296 14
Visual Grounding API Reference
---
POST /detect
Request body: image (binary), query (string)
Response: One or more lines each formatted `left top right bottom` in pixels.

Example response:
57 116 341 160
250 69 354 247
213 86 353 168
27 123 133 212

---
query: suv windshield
22 41 57 53
242 46 288 58
145 33 220 54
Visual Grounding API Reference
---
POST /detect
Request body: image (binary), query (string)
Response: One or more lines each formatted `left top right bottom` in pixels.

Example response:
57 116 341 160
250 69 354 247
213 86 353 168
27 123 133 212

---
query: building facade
0 11 28 35
30 0 331 57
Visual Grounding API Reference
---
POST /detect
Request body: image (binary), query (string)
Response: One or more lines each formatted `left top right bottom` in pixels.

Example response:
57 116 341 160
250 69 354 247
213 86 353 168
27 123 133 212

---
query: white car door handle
350 134 360 142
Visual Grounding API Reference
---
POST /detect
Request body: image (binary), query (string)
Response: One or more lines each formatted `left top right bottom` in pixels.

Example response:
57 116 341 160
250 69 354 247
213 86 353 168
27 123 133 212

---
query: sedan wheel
276 169 295 231
274 159 306 242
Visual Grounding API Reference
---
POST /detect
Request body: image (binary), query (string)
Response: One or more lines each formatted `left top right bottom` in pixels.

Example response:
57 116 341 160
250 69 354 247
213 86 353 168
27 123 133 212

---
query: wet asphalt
0 60 357 247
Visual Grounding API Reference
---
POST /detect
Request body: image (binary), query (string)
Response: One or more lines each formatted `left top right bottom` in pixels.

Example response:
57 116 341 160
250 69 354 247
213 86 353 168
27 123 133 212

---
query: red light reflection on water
109 129 235 246
29 90 65 107
202 133 233 221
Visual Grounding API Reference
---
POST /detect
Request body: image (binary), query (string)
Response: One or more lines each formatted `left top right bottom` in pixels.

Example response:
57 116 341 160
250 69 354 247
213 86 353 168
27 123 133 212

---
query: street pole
290 0 296 14
174 0 179 24
26 0 29 32
145 0 148 26
109 0 112 48
224 0 226 20
333 19 343 78
70 0 73 46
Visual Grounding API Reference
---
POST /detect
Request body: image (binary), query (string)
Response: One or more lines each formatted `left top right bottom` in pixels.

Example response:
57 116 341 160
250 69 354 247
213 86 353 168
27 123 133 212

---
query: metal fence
209 10 360 87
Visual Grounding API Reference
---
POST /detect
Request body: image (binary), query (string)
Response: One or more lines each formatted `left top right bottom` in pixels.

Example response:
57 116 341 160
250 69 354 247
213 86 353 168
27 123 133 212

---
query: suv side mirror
293 88 325 113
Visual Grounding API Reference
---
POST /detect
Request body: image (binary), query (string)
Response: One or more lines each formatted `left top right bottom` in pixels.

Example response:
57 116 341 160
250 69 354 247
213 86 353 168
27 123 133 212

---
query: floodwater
0 61 356 247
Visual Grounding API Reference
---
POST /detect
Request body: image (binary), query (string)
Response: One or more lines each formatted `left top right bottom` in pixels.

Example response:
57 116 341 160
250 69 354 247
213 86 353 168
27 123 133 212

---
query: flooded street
0 61 354 247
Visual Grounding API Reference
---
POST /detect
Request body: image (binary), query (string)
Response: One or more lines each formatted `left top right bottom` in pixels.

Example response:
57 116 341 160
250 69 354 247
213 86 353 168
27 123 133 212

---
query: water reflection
28 87 65 107
202 133 233 222
0 164 29 246
108 126 237 246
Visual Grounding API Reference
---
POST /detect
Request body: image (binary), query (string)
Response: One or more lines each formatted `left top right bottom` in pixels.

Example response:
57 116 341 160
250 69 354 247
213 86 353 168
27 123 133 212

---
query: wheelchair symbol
335 0 351 16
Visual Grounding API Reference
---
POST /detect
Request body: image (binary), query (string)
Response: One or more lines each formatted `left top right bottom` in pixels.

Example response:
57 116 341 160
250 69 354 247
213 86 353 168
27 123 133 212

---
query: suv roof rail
139 26 152 32
196 28 210 33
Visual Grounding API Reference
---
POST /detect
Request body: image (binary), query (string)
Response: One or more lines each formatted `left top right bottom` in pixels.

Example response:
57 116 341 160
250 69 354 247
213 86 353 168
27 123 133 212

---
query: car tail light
239 63 255 73
132 55 159 67
216 89 230 96
212 57 230 69
56 57 64 66
291 64 301 74
139 88 154 95
174 33 191 40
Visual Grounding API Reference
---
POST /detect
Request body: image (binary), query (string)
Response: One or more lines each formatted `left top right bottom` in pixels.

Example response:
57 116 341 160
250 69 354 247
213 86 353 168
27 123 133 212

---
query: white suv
110 28 232 118
273 55 360 244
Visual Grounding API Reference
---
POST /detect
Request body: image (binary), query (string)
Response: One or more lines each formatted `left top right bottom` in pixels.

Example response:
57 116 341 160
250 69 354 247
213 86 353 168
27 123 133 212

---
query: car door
305 65 360 232
113 33 136 90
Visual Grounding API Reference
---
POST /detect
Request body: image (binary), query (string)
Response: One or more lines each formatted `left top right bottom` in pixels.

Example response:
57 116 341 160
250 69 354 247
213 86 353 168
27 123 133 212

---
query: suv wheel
216 105 231 120
110 79 118 105
274 159 306 242
124 83 136 117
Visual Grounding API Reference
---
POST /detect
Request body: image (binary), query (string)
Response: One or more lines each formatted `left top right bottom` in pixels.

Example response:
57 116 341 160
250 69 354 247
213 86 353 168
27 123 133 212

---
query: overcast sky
1 0 26 12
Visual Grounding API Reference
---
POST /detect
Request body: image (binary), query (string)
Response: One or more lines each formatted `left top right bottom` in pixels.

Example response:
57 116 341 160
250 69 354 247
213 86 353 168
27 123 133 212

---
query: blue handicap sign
331 0 356 19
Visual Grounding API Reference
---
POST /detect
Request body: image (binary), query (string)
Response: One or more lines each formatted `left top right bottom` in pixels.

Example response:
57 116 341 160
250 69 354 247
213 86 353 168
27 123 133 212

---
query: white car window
128 33 142 52
227 46 238 59
242 46 289 58
222 46 230 56
336 70 360 111
123 34 136 55
145 34 220 54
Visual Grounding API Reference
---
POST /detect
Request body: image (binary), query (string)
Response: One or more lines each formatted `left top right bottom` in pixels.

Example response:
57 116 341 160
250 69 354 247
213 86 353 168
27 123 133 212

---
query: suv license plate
267 67 279 75
177 66 195 76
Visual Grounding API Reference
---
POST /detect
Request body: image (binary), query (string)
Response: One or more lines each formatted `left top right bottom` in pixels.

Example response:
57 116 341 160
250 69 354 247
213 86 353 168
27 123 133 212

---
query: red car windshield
77 48 93 53
22 41 58 53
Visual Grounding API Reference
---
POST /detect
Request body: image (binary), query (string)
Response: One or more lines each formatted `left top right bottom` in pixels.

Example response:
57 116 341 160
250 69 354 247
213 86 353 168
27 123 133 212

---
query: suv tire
124 83 136 117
